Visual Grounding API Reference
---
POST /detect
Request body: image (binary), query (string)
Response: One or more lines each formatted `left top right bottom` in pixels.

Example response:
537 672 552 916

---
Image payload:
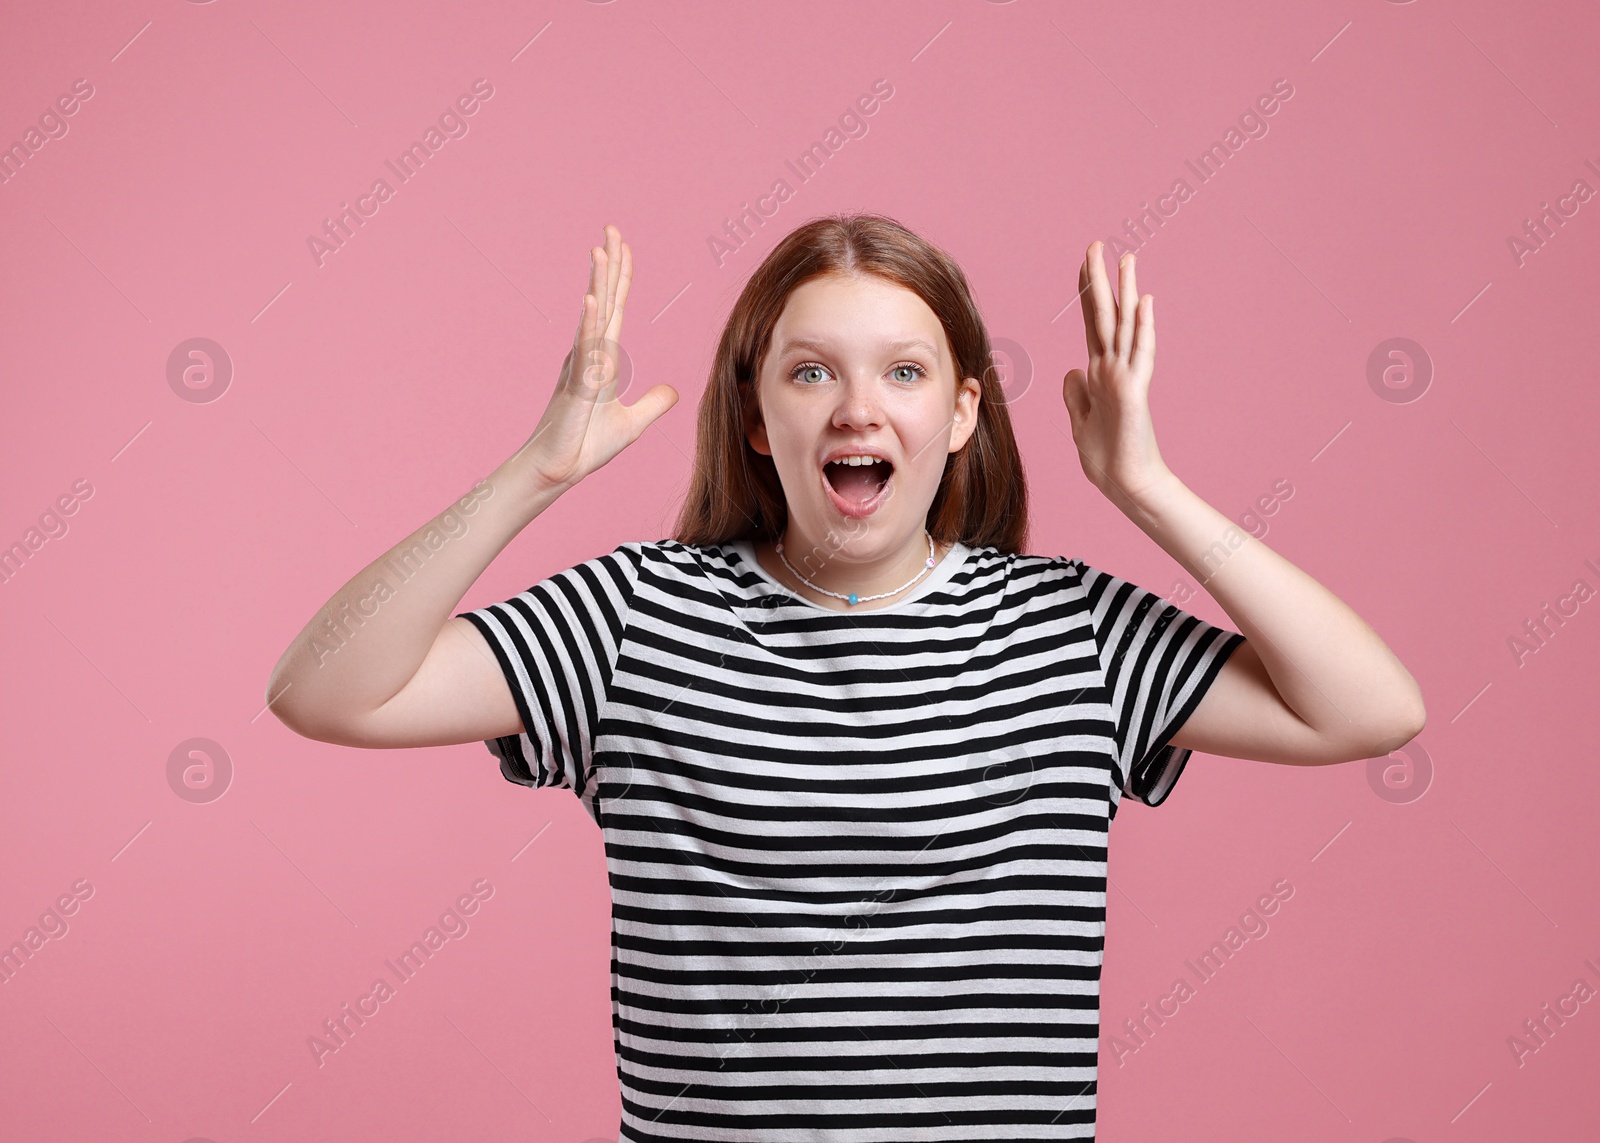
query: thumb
1062 369 1089 431
625 384 681 437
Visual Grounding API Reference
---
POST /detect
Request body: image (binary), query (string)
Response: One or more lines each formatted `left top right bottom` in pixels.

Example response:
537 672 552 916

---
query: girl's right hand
512 224 680 494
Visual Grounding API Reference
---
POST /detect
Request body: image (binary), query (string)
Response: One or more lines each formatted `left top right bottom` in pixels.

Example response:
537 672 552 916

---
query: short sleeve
1074 560 1247 807
454 543 642 796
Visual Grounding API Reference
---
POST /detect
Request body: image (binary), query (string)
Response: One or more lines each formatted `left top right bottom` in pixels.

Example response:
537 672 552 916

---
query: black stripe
456 541 1240 1138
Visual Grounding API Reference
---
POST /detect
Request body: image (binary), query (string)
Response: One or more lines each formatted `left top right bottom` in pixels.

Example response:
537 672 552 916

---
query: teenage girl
267 216 1425 1140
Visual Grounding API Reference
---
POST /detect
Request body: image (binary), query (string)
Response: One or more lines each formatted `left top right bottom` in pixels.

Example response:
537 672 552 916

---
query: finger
572 293 612 400
1062 368 1089 429
1114 253 1137 360
1078 259 1103 359
560 292 591 391
587 240 608 330
606 240 633 346
577 234 603 338
578 285 597 352
577 238 613 392
574 242 596 341
1085 242 1117 360
1130 294 1156 380
624 383 681 439
601 224 623 320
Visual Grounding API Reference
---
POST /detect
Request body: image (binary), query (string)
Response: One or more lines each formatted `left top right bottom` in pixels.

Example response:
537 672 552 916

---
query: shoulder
931 547 1088 617
601 539 760 595
614 538 735 572
964 546 1083 590
1066 557 1171 614
998 549 1081 578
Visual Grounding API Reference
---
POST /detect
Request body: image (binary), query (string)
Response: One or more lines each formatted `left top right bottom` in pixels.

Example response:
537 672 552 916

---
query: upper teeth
832 455 882 466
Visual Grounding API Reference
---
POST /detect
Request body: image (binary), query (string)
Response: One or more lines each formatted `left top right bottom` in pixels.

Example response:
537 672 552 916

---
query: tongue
829 463 884 505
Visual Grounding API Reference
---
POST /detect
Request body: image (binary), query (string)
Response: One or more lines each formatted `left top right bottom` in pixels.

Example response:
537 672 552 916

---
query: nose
830 373 884 432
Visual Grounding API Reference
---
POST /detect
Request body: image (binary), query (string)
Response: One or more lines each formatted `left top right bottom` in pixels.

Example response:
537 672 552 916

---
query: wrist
490 453 571 521
1113 465 1184 526
1095 458 1177 500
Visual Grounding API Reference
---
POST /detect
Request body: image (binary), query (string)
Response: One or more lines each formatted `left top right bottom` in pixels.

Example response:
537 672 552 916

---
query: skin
264 225 1426 768
262 225 673 747
745 272 981 609
1065 242 1426 764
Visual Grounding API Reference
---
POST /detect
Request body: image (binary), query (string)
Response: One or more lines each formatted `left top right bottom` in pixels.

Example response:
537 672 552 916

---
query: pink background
3 1 1597 1139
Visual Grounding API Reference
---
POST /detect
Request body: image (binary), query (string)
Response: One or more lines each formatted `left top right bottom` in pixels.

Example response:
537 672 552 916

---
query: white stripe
457 541 1241 1139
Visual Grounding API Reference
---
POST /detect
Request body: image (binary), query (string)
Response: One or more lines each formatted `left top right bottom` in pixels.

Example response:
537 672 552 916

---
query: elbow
1405 697 1427 741
262 675 315 740
1352 667 1427 761
262 669 332 743
263 647 309 733
262 671 385 748
1398 675 1428 742
1346 700 1427 764
1391 687 1428 748
264 694 351 745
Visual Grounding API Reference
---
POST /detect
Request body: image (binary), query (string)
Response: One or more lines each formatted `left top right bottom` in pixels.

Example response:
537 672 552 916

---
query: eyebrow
775 335 942 358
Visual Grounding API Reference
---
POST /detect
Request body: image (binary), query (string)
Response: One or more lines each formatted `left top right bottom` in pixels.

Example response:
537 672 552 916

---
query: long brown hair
672 212 1029 553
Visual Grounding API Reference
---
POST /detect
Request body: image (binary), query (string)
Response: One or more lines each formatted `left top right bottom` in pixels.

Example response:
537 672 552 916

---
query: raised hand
1062 243 1171 511
512 224 680 493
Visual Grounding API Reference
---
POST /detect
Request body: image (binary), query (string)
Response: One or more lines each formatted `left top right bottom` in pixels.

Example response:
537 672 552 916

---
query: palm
1062 243 1168 508
519 225 679 491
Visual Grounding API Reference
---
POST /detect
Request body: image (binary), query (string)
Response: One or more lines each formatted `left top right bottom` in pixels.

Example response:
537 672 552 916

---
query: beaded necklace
773 531 937 606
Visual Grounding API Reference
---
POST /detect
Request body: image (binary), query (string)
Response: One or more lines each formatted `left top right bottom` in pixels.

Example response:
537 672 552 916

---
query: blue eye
786 361 928 384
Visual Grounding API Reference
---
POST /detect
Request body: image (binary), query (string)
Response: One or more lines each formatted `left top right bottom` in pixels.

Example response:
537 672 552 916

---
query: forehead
770 274 946 359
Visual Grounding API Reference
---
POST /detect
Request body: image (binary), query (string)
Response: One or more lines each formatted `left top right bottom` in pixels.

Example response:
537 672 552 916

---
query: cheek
766 394 827 453
759 408 817 485
900 409 954 475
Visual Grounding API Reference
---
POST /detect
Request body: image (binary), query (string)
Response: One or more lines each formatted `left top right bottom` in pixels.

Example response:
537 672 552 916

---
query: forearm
264 455 563 733
1118 469 1426 748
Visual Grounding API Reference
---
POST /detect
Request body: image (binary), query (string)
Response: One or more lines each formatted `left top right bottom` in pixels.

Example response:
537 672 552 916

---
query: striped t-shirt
459 538 1245 1141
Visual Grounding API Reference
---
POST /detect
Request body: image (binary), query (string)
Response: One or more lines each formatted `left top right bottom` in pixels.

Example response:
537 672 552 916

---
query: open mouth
821 455 893 517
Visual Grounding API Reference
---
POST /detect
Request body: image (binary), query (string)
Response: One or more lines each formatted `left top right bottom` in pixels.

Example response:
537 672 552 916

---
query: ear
949 375 982 453
745 406 771 456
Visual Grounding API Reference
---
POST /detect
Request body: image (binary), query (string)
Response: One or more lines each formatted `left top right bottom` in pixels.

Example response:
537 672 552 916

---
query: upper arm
290 544 640 773
1073 558 1245 805
1166 638 1388 765
317 617 524 750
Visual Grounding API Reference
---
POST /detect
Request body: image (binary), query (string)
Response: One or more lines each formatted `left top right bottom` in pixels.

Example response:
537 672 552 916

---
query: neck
756 525 948 611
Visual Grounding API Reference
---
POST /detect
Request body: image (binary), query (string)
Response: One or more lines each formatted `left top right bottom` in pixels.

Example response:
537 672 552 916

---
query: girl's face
747 273 981 560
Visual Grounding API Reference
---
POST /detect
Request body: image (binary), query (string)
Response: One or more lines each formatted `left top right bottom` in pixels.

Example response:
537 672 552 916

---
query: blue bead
848 593 859 605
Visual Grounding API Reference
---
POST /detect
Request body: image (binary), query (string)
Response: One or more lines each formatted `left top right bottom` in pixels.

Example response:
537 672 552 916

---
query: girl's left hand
1063 243 1172 511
